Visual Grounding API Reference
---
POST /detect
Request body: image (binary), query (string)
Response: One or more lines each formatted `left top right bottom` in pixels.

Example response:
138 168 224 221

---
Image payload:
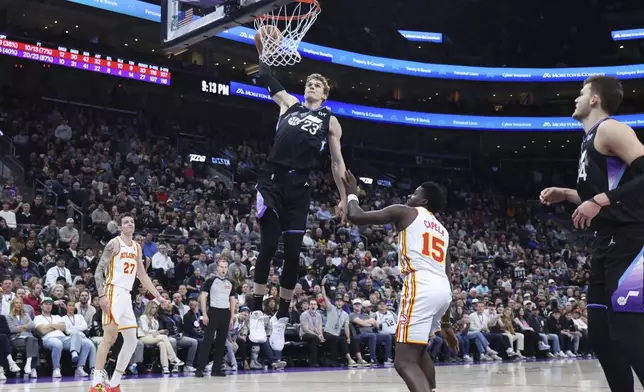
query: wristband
588 198 602 207
347 194 359 203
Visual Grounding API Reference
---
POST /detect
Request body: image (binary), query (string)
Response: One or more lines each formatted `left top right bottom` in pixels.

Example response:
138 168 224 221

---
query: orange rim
258 0 320 22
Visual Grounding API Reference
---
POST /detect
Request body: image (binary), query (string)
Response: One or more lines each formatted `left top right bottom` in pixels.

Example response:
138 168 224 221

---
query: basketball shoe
249 311 267 343
268 316 288 351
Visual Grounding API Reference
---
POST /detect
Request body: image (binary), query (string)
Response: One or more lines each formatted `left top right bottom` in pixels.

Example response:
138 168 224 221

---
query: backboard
161 0 294 54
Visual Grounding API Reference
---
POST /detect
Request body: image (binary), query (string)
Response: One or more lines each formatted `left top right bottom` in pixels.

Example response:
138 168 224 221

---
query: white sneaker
491 354 502 361
565 350 576 358
556 351 567 358
24 362 32 375
516 353 526 360
30 369 38 378
538 342 551 350
463 355 473 362
170 358 185 367
53 368 62 378
250 360 263 370
347 359 358 367
268 316 288 351
506 348 518 357
547 352 555 358
270 360 286 370
162 367 170 374
171 366 179 373
8 362 20 373
486 347 498 355
249 311 268 343
205 361 213 372
75 367 88 377
0 368 5 381
184 366 197 372
480 354 491 361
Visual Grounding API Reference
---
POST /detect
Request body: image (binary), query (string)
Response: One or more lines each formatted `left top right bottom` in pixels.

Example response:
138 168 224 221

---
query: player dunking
343 171 457 392
540 75 644 392
90 214 175 392
248 60 348 348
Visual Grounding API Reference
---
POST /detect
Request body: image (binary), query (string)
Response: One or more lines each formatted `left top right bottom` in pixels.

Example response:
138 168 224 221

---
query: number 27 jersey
267 103 332 170
398 207 449 281
106 236 139 291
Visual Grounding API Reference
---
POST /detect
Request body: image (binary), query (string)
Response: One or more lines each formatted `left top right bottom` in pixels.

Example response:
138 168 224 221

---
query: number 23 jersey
398 207 449 282
267 103 332 170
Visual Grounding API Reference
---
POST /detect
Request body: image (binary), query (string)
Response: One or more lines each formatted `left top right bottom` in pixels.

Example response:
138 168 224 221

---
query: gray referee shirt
202 276 235 309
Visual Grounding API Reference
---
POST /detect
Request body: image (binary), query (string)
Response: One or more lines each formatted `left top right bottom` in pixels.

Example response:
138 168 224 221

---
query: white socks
92 369 104 386
110 371 123 387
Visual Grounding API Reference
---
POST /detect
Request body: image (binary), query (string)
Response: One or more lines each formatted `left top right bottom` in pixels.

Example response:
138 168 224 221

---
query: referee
195 259 237 377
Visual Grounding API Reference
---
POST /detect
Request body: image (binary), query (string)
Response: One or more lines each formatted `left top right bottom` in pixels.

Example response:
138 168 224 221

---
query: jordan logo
609 237 616 247
304 182 310 187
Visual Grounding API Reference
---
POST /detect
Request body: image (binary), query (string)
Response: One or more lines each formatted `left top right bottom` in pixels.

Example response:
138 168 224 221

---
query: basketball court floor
0 359 636 392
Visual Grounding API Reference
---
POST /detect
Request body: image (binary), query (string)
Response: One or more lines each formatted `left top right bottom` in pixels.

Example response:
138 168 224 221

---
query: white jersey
398 207 449 280
106 236 139 292
373 310 397 334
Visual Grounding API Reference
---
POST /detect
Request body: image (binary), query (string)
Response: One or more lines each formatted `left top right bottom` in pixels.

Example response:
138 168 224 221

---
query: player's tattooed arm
95 239 116 297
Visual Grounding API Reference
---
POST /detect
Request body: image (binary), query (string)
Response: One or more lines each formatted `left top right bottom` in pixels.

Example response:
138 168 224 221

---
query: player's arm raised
343 170 413 226
257 62 299 115
135 245 164 303
328 116 348 215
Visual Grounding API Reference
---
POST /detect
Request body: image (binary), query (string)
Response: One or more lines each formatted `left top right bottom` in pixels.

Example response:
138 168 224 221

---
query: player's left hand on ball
571 200 601 229
342 170 359 196
442 327 459 353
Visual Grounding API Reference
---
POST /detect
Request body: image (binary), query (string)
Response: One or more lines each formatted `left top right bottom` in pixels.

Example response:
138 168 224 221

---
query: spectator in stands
34 298 93 377
158 301 198 372
6 297 39 377
16 257 40 282
62 301 96 372
151 244 174 284
498 307 525 359
467 301 502 360
45 258 72 290
349 299 392 364
512 307 543 357
38 219 60 248
231 306 250 370
0 312 20 379
23 281 43 316
1 278 15 316
59 218 80 249
76 289 96 326
299 298 325 367
90 203 111 242
320 280 361 366
542 308 570 358
172 293 189 318
0 201 16 229
138 301 184 374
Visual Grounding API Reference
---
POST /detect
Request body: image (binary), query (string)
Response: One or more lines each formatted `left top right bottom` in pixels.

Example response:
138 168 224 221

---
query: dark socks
252 295 264 312
277 298 291 319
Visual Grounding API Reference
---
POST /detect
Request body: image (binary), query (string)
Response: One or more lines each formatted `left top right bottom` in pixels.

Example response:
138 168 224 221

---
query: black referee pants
196 307 231 373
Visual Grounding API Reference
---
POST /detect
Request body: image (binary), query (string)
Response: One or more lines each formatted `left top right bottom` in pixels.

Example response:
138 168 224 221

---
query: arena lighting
612 28 644 41
397 30 443 43
0 35 171 86
65 0 644 82
228 81 644 131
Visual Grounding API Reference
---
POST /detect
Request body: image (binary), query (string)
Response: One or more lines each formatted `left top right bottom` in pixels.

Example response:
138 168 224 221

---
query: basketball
254 25 283 55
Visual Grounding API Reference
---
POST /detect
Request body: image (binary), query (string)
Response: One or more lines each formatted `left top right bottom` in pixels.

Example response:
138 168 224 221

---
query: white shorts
395 272 451 345
102 285 137 331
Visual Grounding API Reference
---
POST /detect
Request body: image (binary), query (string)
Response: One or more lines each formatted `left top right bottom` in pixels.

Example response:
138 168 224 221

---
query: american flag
178 8 193 29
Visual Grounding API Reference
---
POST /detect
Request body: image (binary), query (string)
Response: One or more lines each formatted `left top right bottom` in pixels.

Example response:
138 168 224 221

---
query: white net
253 0 320 67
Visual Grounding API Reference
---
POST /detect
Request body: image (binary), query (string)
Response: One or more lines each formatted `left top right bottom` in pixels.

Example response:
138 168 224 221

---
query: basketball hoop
254 0 320 67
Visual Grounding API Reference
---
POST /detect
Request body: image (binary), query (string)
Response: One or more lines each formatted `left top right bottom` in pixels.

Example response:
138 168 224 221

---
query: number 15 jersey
267 103 332 170
399 207 449 281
